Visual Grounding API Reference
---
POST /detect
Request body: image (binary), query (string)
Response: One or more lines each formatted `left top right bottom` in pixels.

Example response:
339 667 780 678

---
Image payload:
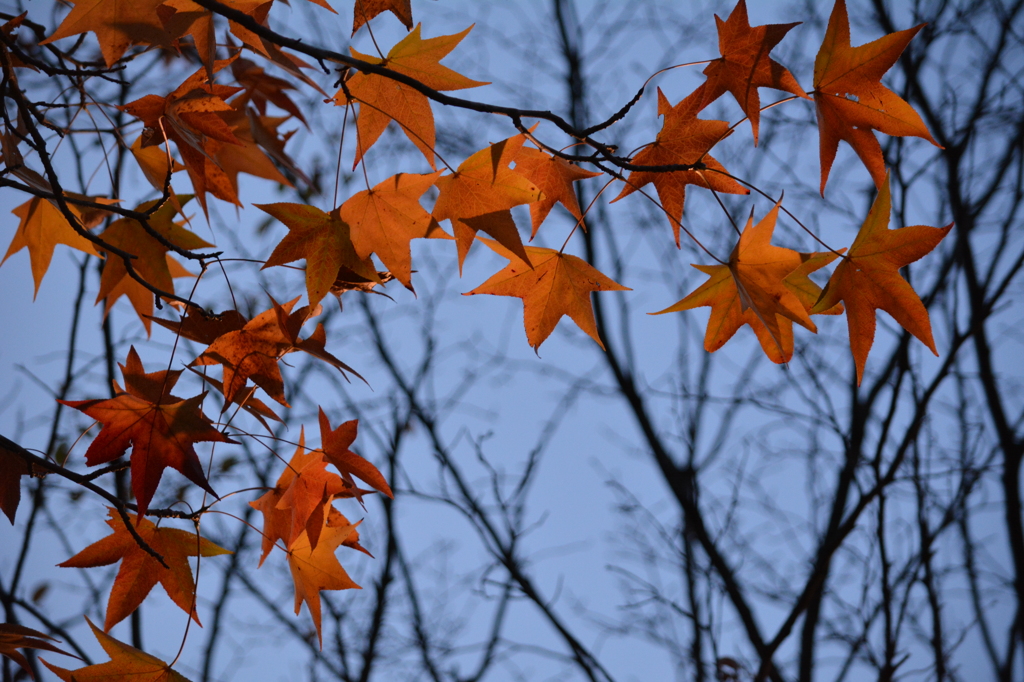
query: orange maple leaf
319 408 393 500
0 623 76 679
40 0 171 67
812 177 951 383
42 617 192 682
813 0 940 194
95 196 211 334
130 136 185 193
612 88 748 246
286 507 362 648
193 297 361 407
333 24 487 169
465 239 630 351
432 134 542 270
653 203 842 364
352 0 413 35
59 347 232 518
58 510 230 631
258 202 379 308
3 195 112 296
696 0 809 145
339 171 443 288
512 146 601 239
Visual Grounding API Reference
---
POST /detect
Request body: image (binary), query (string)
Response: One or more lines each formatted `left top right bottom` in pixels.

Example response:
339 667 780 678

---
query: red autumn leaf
319 408 393 500
59 347 233 518
512 146 601 239
812 0 940 194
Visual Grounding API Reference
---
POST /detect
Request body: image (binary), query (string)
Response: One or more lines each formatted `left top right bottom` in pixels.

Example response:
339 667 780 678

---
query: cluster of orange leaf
0 0 952 677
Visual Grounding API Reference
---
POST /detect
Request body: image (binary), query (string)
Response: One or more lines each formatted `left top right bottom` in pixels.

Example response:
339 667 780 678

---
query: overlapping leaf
0 623 75 679
653 203 841 363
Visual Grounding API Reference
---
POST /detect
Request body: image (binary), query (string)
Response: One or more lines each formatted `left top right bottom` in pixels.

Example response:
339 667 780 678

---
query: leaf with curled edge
812 0 940 194
59 347 233 518
58 510 229 631
257 202 379 309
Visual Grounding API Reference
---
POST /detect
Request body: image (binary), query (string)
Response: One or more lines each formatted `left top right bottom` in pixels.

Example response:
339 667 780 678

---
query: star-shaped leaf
465 239 630 351
612 88 748 246
813 0 940 194
286 507 361 648
3 195 111 296
0 623 76 679
59 347 232 518
333 24 487 168
812 177 951 383
257 203 379 308
58 510 229 631
319 409 393 500
653 202 840 363
697 0 809 144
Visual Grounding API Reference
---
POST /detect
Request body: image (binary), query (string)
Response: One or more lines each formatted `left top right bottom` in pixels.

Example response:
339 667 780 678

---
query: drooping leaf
696 0 809 144
812 0 940 194
42 617 193 682
58 347 232 518
58 510 229 631
811 177 951 383
465 239 630 351
612 88 748 246
653 202 840 363
0 439 31 524
333 24 488 168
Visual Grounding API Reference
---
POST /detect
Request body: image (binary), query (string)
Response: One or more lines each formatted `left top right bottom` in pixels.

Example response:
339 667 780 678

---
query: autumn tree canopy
3 0 1016 680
